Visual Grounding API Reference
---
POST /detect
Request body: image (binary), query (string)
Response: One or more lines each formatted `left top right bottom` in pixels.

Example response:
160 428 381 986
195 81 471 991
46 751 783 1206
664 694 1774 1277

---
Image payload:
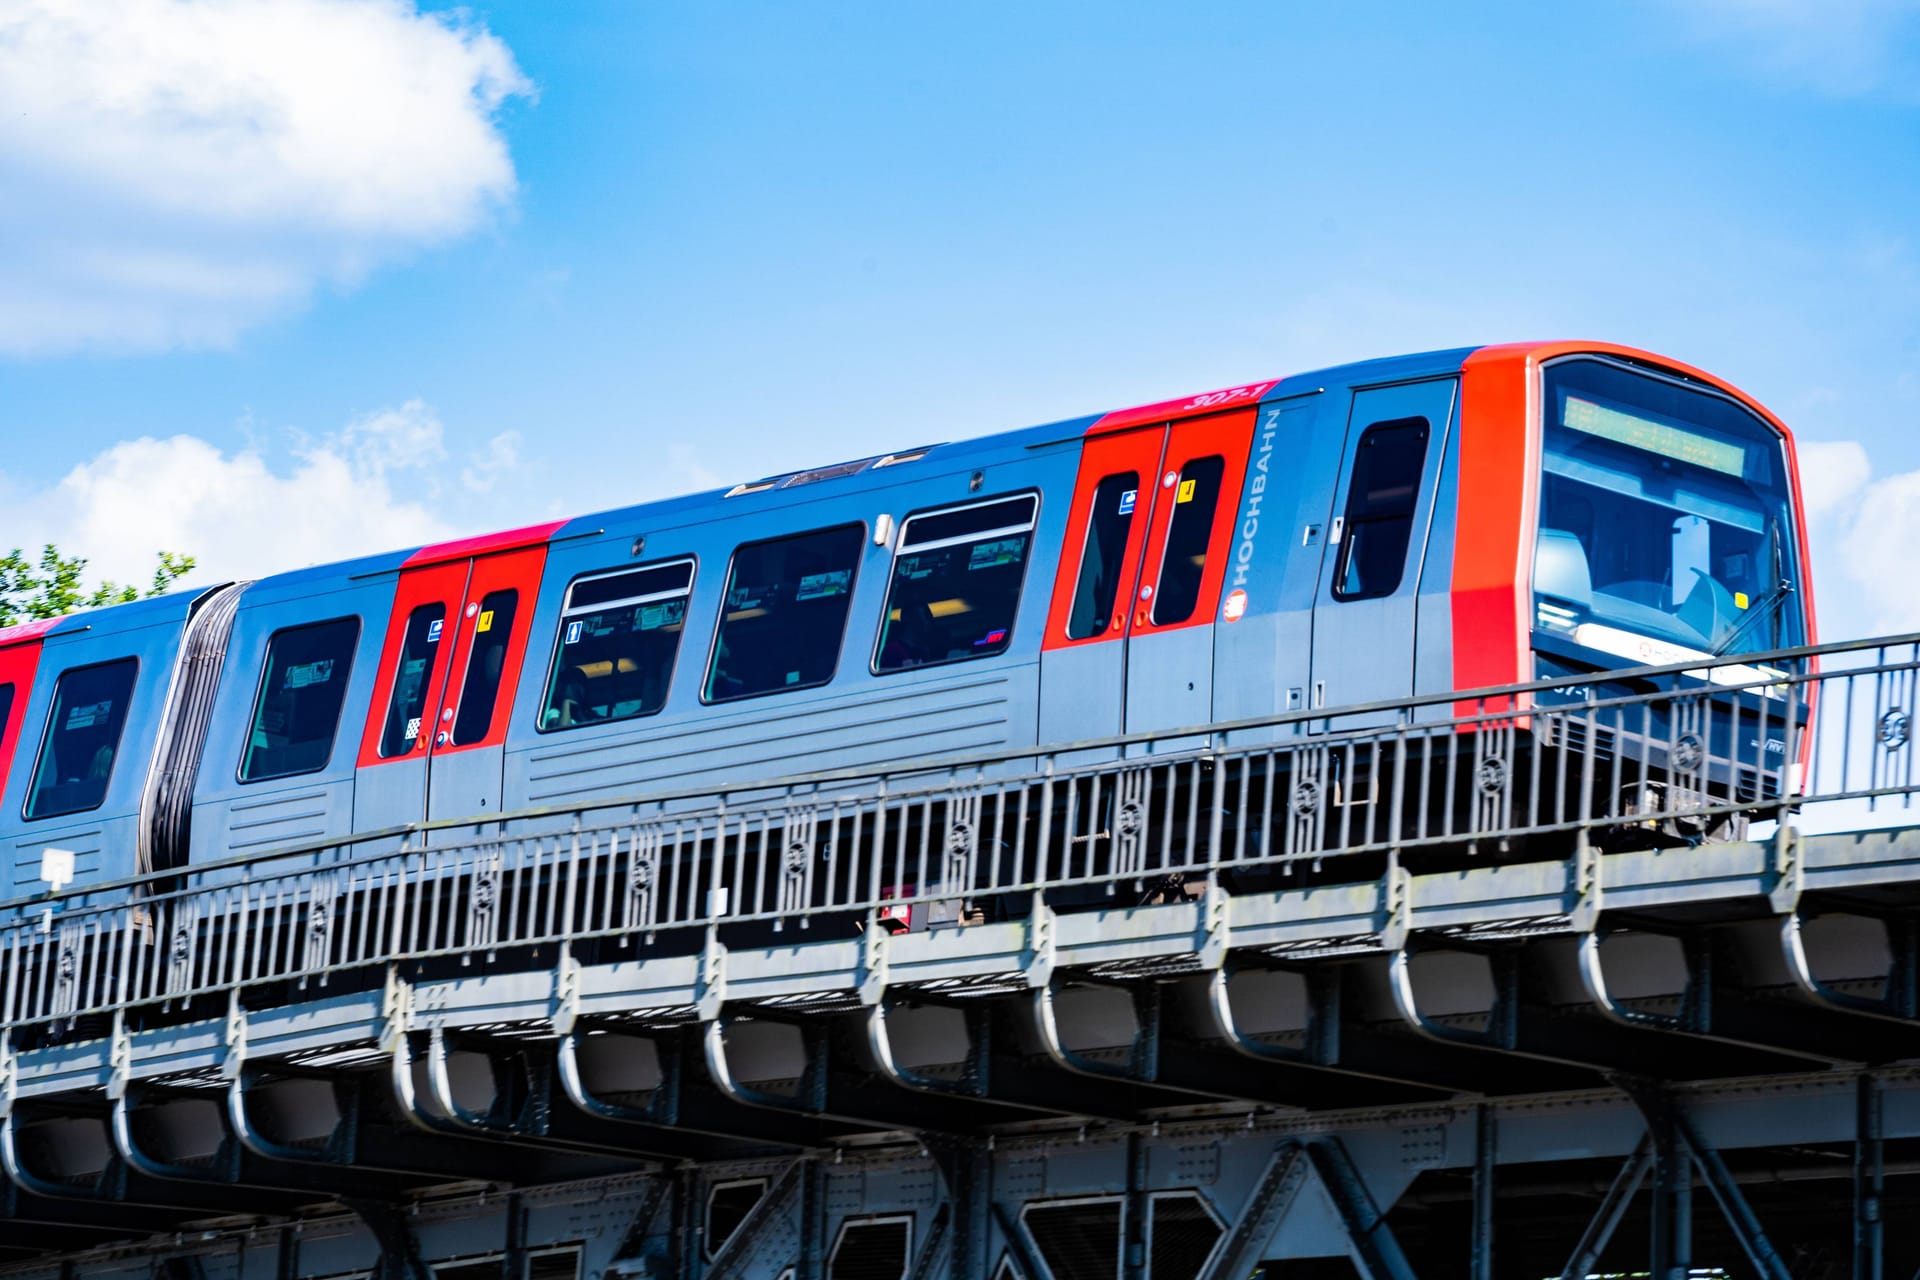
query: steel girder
558 1022 876 1148
705 1005 1041 1131
1388 931 1858 1079
0 1176 198 1239
228 1062 610 1186
390 1026 761 1163
113 1080 453 1204
1 1099 313 1217
1028 976 1450 1110
1203 961 1600 1097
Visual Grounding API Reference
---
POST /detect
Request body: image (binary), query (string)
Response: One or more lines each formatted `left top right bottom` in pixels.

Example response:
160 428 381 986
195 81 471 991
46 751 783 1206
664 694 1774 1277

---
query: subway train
0 341 1814 901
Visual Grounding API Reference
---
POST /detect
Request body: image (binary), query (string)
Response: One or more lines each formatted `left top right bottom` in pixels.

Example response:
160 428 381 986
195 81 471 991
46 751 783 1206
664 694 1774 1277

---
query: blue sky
1 0 1917 642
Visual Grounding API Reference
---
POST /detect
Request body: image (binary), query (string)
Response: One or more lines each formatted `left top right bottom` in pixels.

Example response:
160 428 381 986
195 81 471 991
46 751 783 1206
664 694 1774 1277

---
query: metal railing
5 632 1919 1037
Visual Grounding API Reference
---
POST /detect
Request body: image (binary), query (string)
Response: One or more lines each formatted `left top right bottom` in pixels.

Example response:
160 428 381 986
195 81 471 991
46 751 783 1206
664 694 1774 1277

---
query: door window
705 525 863 702
1150 455 1226 625
448 591 520 746
875 493 1036 672
542 560 694 730
26 658 137 820
1332 417 1430 601
1066 473 1141 640
241 617 360 781
379 603 446 757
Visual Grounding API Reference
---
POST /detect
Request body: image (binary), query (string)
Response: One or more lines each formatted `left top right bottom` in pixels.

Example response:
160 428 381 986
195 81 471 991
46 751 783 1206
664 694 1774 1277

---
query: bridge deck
3 633 1919 1277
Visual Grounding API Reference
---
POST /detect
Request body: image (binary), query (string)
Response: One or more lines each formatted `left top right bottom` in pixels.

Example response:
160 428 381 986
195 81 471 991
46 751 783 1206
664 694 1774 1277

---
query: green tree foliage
0 546 196 628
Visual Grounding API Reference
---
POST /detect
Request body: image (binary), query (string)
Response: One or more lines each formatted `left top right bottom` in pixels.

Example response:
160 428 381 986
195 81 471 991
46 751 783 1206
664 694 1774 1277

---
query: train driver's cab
1530 356 1806 677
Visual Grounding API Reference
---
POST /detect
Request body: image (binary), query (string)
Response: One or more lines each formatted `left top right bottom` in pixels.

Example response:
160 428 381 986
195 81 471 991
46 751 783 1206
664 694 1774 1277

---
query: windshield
1533 358 1803 660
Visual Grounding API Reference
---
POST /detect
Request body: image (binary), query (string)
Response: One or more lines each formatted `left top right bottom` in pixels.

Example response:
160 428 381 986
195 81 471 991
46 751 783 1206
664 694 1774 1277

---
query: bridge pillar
1855 1073 1883 1280
1470 1104 1494 1280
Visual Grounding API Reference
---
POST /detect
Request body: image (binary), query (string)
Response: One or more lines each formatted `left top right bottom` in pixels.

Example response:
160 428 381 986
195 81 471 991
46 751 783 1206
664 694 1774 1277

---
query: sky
0 0 1917 643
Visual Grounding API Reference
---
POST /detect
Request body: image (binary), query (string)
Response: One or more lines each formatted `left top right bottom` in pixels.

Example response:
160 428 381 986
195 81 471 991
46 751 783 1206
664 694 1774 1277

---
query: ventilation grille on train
829 1218 911 1280
1023 1199 1122 1280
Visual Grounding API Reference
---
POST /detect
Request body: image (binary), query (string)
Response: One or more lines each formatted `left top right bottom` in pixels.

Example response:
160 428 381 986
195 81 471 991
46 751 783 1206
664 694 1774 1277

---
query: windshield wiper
1710 578 1794 657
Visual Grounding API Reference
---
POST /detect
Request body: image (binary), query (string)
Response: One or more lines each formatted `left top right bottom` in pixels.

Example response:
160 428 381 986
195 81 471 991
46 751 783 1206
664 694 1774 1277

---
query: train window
541 560 694 732
705 524 863 703
25 658 137 820
1151 455 1225 624
240 618 360 782
378 603 446 758
874 493 1037 673
1536 358 1803 656
450 590 520 745
1066 472 1141 640
1331 418 1429 601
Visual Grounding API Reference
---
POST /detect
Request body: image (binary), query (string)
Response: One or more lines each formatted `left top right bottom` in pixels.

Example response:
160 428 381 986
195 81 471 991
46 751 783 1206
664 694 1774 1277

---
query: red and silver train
0 342 1813 900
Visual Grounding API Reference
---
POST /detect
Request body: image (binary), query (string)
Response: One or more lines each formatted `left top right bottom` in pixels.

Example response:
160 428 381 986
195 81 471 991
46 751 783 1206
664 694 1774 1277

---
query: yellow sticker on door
476 610 494 633
1176 478 1196 504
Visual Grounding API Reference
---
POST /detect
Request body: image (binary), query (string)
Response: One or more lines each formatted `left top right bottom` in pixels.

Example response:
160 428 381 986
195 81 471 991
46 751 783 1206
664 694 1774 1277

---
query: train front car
1458 342 1816 848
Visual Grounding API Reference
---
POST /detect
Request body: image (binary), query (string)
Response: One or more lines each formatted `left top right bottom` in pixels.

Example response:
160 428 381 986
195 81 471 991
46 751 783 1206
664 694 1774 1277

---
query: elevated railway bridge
3 633 1920 1280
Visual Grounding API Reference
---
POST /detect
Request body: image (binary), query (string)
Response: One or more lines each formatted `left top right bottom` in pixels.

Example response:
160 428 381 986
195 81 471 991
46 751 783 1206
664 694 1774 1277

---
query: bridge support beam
346 1198 429 1280
1855 1073 1883 1280
1470 1104 1494 1280
1626 1080 1793 1280
1558 1139 1652 1280
1304 1137 1417 1280
1646 1098 1692 1280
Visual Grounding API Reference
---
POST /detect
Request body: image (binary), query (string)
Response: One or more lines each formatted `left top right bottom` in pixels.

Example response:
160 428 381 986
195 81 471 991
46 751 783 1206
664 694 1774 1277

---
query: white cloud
1657 0 1920 95
0 401 533 588
460 431 522 494
1794 436 1920 638
0 0 531 355
1836 468 1920 634
1795 439 1870 522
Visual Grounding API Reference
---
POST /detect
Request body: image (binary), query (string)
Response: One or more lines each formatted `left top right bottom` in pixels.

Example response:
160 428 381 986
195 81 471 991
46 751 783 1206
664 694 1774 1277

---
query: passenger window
541 560 693 732
26 658 137 820
1066 472 1141 640
1151 455 1226 624
378 603 446 758
240 618 360 782
875 494 1037 674
1332 418 1430 601
705 525 863 703
450 590 519 746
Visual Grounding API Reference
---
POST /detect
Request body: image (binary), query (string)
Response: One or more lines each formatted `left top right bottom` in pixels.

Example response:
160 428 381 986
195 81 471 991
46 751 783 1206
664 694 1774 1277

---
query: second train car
0 342 1814 899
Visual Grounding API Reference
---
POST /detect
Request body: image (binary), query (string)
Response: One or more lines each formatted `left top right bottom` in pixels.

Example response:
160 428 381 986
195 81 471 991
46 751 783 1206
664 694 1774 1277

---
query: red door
1043 426 1167 654
1122 409 1254 733
1037 424 1169 744
354 526 558 832
1038 408 1256 743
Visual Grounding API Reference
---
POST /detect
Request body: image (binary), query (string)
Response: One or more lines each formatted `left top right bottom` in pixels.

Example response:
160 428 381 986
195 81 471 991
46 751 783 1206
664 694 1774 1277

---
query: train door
1307 379 1456 724
1039 410 1253 745
1122 410 1252 737
354 545 547 833
1037 426 1166 745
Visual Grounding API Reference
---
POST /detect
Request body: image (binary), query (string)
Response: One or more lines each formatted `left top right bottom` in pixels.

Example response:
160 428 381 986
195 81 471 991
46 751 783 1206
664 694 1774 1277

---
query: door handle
1328 516 1345 545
